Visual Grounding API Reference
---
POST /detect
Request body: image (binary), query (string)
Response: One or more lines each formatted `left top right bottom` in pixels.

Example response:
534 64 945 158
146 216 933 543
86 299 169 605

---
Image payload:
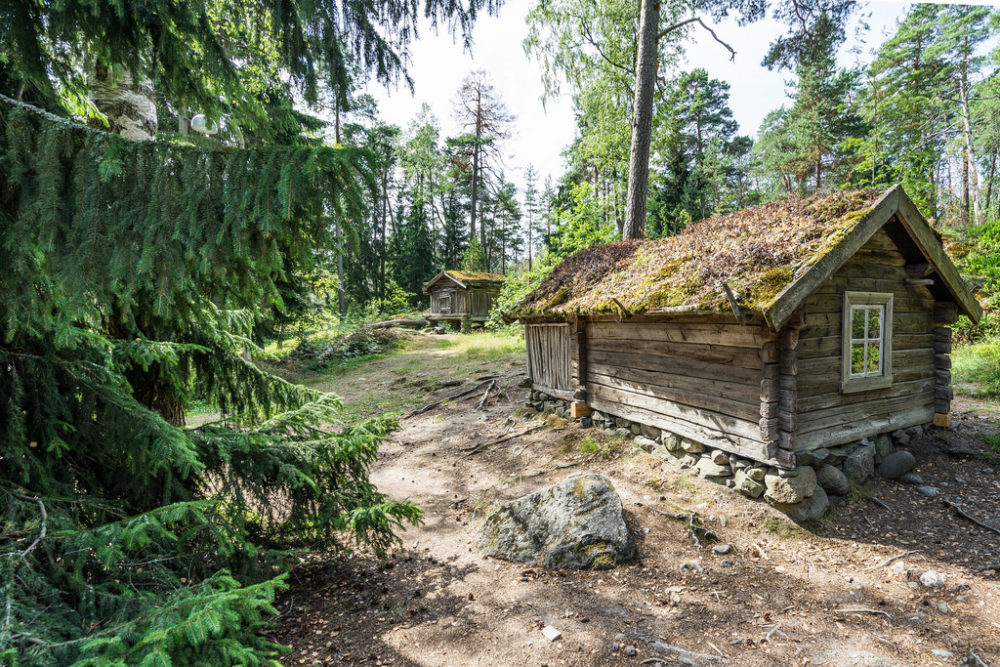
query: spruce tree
0 0 500 663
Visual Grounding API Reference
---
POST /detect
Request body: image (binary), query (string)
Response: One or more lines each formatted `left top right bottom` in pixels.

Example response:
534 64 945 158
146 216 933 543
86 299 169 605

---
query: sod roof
423 270 505 293
508 189 891 321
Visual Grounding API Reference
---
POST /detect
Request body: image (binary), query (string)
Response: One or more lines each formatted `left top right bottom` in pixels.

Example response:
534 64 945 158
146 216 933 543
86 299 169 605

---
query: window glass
852 308 866 338
866 343 880 373
867 308 881 338
851 343 866 374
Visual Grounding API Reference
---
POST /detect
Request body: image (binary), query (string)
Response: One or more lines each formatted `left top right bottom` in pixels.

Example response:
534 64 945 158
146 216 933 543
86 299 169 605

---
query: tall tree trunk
622 0 660 240
380 169 388 301
959 69 982 226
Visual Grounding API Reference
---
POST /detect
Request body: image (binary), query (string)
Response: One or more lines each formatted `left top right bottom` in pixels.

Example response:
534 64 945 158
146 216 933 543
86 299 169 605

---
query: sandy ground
269 334 1000 667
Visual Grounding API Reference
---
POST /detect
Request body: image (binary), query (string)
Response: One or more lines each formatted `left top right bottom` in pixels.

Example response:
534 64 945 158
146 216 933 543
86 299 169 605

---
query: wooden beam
896 192 982 323
723 283 747 325
933 412 952 428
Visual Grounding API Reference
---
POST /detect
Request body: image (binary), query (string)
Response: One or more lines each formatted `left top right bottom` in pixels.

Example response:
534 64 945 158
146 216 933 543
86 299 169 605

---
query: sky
366 1 914 192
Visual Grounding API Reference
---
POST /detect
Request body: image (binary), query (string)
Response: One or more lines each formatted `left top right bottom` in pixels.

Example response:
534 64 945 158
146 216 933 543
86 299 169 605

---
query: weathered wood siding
429 283 499 318
526 323 573 396
792 228 937 451
580 318 788 465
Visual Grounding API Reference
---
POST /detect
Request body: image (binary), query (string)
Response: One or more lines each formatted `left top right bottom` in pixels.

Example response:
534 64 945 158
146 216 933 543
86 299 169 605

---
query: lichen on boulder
476 473 637 570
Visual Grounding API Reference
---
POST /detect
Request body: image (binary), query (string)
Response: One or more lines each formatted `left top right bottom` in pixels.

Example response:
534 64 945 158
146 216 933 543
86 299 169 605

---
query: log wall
792 228 937 451
579 318 789 466
429 283 500 319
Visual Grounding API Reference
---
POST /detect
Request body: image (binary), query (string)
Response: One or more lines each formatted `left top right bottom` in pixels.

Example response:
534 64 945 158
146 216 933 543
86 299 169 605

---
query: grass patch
432 331 523 362
761 517 808 540
981 433 1000 464
571 434 626 460
952 340 1000 398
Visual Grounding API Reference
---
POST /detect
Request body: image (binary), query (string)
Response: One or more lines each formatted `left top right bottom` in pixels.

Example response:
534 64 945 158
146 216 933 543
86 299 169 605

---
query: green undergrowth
432 331 524 361
953 340 1000 399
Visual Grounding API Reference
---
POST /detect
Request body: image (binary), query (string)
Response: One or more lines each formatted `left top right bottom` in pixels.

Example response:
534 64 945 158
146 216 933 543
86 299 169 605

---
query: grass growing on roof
508 189 884 319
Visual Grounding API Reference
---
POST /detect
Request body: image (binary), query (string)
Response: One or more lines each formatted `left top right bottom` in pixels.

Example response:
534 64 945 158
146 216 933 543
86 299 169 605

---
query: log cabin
508 186 981 470
424 270 505 328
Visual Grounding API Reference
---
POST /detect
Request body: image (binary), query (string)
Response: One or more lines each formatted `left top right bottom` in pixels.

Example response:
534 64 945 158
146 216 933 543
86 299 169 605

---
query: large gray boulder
476 474 637 570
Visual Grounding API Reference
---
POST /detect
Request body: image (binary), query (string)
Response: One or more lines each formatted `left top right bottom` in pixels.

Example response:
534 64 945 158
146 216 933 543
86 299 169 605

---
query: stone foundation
528 390 930 522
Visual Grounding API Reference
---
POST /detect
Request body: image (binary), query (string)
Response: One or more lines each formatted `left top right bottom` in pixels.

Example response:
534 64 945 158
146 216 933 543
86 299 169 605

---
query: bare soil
269 334 1000 666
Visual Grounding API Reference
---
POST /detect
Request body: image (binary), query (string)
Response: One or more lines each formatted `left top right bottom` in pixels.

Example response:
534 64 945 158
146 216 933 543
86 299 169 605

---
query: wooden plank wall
581 318 788 465
429 285 467 316
526 323 573 395
793 228 937 451
467 288 499 317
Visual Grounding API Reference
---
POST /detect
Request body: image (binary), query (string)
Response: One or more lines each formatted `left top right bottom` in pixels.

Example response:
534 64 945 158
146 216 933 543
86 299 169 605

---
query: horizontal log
933 327 952 342
585 336 765 370
780 327 799 351
797 366 934 398
587 349 762 386
587 381 764 443
780 391 796 413
532 384 576 402
586 396 794 468
933 412 952 428
585 368 760 422
796 333 933 360
796 378 934 413
370 318 430 328
934 398 951 414
793 404 934 451
778 431 794 451
905 263 931 278
933 340 952 354
934 385 954 401
935 369 951 385
934 354 951 370
760 417 779 441
802 294 934 315
797 347 935 377
803 311 934 336
760 341 778 364
778 409 795 432
934 302 958 325
797 394 934 434
761 377 780 402
779 352 797 376
585 321 768 349
779 375 797 393
761 401 779 419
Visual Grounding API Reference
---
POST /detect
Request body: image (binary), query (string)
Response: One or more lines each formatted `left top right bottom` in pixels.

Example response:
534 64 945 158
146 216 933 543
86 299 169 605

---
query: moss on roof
509 189 885 320
444 270 505 284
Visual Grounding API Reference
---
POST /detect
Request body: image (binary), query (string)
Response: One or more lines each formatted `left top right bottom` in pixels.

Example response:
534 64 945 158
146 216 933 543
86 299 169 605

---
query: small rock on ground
541 626 562 642
920 570 947 588
899 472 924 485
878 450 916 479
816 464 850 496
917 486 940 497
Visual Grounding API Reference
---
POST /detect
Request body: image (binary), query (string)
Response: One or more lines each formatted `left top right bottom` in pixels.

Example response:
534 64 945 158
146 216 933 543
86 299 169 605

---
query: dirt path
271 334 1000 666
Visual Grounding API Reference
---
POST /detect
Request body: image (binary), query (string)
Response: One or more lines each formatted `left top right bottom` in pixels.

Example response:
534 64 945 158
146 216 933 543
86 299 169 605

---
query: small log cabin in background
508 186 981 469
424 270 505 328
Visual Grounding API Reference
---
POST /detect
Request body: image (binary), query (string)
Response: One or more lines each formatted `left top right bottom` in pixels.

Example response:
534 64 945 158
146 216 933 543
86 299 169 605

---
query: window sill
840 375 893 394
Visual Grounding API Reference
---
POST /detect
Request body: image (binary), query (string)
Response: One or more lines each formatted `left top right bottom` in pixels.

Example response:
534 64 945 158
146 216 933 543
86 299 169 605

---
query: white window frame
841 291 893 394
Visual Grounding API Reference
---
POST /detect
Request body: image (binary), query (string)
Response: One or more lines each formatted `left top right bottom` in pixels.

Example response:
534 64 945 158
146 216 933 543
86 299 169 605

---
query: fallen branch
460 425 546 457
944 500 1000 537
868 497 891 511
834 607 894 621
403 380 493 419
476 379 496 411
967 648 992 667
367 318 429 329
628 632 729 665
865 549 921 571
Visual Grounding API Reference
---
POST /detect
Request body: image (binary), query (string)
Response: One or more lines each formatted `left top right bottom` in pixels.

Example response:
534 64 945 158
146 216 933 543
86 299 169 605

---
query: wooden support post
772 322 799 451
570 401 592 419
933 413 952 428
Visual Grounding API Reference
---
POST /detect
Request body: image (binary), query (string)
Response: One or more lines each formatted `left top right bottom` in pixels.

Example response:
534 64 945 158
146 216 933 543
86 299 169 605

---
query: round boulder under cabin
424 270 505 328
508 186 981 496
